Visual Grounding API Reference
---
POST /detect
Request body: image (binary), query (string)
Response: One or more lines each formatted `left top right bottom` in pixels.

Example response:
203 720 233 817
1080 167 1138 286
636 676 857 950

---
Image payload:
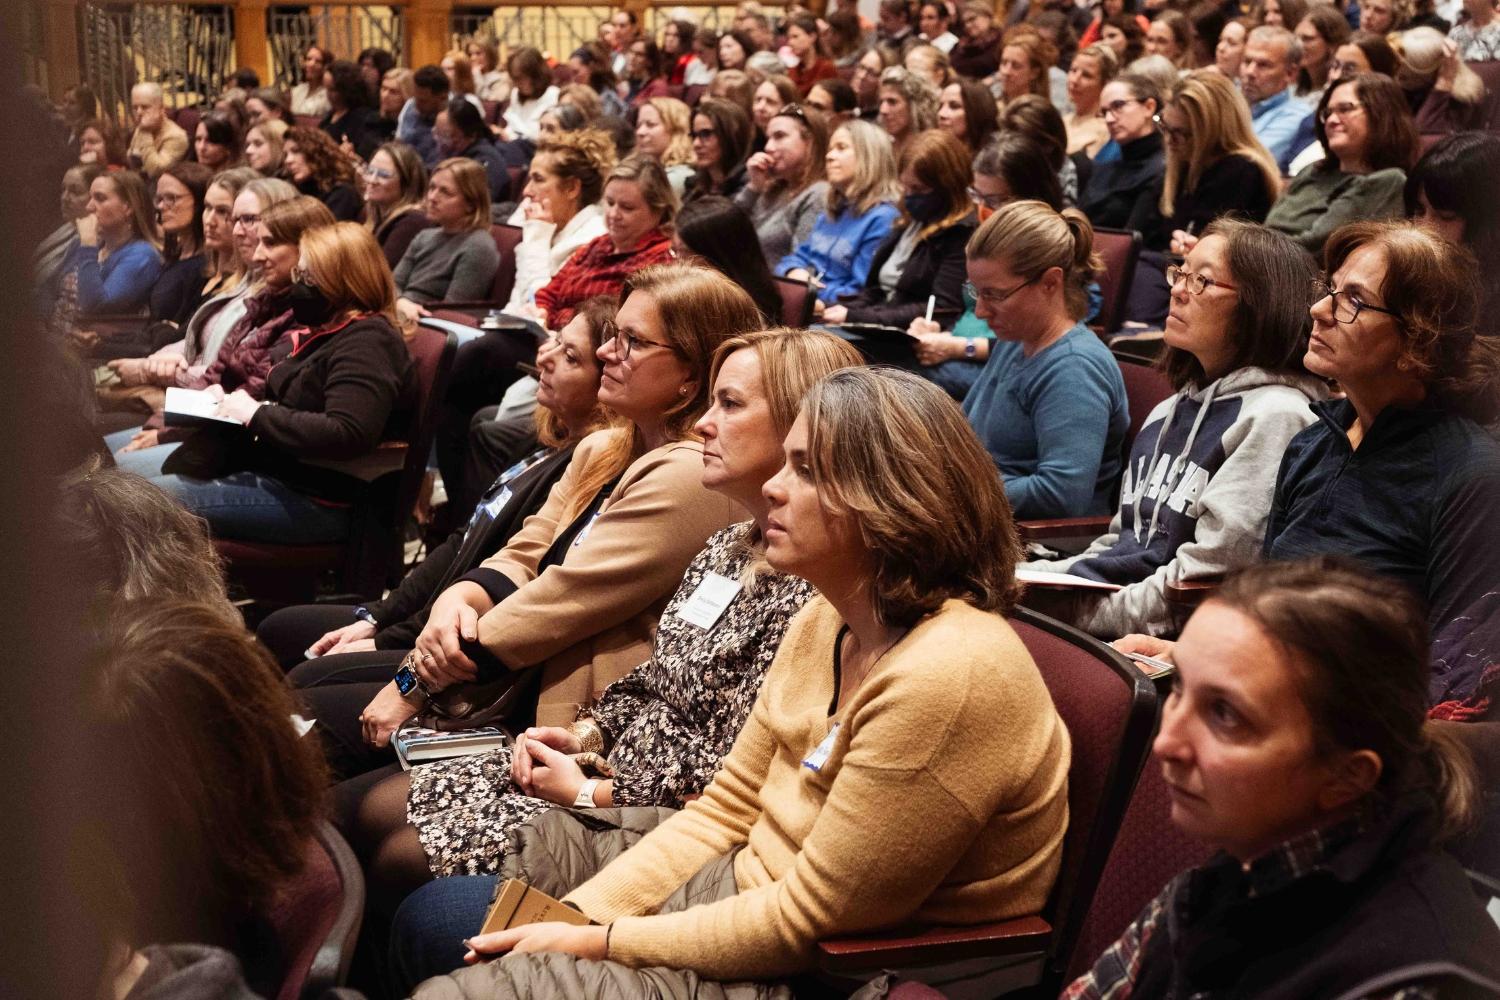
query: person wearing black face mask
819 129 978 333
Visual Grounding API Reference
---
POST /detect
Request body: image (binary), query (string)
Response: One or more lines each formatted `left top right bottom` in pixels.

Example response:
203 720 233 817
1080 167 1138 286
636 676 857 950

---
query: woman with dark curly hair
319 58 385 161
283 125 362 221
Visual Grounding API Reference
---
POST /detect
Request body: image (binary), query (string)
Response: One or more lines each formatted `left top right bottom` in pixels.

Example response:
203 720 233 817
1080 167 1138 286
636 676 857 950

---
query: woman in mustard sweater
400 367 1071 998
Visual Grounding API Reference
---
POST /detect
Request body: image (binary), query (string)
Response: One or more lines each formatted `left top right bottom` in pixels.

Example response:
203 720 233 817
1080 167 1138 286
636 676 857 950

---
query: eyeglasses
966 185 1008 210
1312 278 1399 324
689 128 717 141
604 320 675 360
1152 113 1190 143
1330 60 1364 79
363 164 396 181
1097 98 1141 119
232 213 261 229
1319 101 1365 122
1165 264 1237 296
963 277 1036 307
154 192 185 207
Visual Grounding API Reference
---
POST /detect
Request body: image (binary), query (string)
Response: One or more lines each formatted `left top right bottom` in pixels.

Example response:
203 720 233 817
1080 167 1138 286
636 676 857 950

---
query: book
393 724 511 770
479 878 593 935
1016 568 1124 592
162 387 243 428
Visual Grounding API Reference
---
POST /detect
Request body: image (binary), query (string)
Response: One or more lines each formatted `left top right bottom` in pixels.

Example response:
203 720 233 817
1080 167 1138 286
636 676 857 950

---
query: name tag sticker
572 511 604 547
483 487 513 519
803 723 839 773
675 572 743 630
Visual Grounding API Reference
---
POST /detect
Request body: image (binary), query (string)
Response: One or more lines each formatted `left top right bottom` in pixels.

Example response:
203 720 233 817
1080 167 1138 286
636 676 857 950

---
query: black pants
257 602 361 670
434 330 535 533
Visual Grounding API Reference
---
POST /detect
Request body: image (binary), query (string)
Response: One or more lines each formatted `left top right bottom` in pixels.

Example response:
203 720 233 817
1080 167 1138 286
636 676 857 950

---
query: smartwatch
964 338 979 359
394 661 430 701
354 606 378 628
574 778 601 808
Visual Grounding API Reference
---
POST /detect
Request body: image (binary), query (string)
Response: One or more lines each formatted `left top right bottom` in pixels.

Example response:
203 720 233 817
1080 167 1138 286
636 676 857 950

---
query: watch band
573 778 600 809
354 606 378 627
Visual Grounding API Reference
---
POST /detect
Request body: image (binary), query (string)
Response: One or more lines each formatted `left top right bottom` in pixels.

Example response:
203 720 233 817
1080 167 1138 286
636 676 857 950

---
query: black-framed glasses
154 192 185 207
1165 264 1237 295
1097 98 1141 119
689 128 717 141
963 277 1035 307
1152 113 1190 143
966 185 1007 210
232 212 261 229
605 320 675 360
1312 278 1400 324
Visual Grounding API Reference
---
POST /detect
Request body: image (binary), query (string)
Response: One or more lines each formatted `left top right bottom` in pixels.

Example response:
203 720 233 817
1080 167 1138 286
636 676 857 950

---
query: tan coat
475 431 741 727
128 118 189 177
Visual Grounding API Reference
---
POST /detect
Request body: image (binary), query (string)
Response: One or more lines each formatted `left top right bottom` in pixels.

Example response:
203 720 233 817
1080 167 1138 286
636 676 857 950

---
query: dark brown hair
948 77 999 152
998 93 1070 172
1159 217 1317 389
898 128 975 238
1323 220 1499 422
83 600 329 947
1312 73 1417 174
801 367 1024 626
285 125 358 191
693 97 754 177
1213 557 1477 840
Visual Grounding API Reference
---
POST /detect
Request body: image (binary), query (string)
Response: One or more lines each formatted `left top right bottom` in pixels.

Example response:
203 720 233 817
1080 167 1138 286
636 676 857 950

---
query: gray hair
1249 24 1302 67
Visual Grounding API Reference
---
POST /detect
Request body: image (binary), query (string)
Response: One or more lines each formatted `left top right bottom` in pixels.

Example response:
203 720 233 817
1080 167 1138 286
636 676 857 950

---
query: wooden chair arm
1164 577 1222 607
1019 517 1113 542
815 915 1052 974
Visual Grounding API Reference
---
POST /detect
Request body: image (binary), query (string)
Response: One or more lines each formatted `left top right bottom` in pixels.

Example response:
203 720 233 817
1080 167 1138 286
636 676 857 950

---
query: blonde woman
507 129 615 313
994 25 1059 105
1065 43 1119 156
362 142 431 269
736 104 831 267
876 66 940 160
392 158 499 329
1396 26 1487 135
778 118 902 305
632 96 695 196
244 119 288 176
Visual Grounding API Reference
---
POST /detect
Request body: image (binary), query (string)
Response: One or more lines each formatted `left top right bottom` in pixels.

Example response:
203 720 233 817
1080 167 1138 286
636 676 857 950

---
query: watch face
395 665 419 696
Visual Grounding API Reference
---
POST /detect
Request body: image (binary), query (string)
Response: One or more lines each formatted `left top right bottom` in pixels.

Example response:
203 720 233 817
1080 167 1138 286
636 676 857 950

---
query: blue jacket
67 238 163 314
776 200 899 304
1250 88 1316 174
963 322 1129 519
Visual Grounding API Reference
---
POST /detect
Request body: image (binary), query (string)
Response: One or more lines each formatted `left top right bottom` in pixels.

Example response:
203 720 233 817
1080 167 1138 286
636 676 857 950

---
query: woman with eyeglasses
300 264 757 789
1064 43 1119 157
391 158 499 332
736 103 831 268
397 367 1069 1000
148 161 213 330
962 200 1129 519
1022 219 1327 638
1126 71 1282 325
362 142 433 270
684 98 754 201
1078 73 1165 231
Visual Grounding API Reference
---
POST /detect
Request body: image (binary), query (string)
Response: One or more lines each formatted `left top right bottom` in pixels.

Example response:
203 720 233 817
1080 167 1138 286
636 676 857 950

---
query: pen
925 294 935 323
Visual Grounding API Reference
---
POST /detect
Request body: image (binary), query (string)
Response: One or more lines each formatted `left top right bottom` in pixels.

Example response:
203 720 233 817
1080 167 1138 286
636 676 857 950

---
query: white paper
675 572 743 630
1016 569 1124 592
290 714 317 738
164 387 240 425
802 723 840 773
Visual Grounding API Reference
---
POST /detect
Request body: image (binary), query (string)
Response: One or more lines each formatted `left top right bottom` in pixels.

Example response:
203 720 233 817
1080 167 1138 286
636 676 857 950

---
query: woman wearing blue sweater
777 119 900 307
962 199 1128 520
64 170 163 316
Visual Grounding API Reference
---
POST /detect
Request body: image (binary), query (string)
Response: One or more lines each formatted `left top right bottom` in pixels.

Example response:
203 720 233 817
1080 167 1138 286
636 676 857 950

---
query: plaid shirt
1062 814 1437 1000
533 229 673 328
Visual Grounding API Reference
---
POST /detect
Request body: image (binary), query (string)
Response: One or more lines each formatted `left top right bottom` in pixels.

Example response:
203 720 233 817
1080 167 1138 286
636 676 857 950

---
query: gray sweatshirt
735 181 829 270
392 227 501 305
1022 367 1329 638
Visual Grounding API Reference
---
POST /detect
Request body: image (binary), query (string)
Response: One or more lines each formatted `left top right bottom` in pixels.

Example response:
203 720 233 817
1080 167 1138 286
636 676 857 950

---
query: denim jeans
150 470 352 544
920 358 983 401
389 874 499 995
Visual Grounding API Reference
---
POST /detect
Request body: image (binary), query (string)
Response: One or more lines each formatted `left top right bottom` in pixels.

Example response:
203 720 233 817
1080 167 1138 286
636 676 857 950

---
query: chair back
267 822 364 1000
773 275 816 327
1118 356 1175 458
1008 607 1161 996
1091 227 1141 335
1467 61 1500 130
392 326 458 538
489 223 522 305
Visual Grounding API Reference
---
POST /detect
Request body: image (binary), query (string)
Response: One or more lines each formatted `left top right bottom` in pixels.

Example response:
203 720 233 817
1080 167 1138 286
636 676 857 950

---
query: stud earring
679 385 690 396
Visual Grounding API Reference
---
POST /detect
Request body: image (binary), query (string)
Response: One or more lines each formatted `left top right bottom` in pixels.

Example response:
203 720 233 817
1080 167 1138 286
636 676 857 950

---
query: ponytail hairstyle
966 198 1101 320
1213 557 1478 842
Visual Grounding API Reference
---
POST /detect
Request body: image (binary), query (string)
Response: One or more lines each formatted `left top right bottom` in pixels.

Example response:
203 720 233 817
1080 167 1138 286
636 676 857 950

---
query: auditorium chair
213 326 456 604
427 223 522 318
267 822 365 1000
816 608 1161 997
1464 62 1500 130
774 275 817 326
1090 227 1141 337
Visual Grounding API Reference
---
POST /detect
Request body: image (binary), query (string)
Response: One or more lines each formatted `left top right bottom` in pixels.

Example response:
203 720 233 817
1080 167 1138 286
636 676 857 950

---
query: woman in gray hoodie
1022 219 1328 638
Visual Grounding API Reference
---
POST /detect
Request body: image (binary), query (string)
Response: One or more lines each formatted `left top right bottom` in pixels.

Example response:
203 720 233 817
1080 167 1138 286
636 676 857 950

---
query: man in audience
290 43 332 117
1240 25 1316 174
742 11 778 52
878 0 917 47
610 9 639 76
919 1 961 52
125 83 188 177
398 65 451 167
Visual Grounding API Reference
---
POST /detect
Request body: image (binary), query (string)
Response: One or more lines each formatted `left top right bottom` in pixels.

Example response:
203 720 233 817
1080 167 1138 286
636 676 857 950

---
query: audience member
851 47 893 117
283 126 363 221
877 66 940 159
685 97 754 199
63 170 162 317
609 9 641 75
1101 11 1148 64
1404 130 1500 331
1072 558 1500 995
534 155 676 330
633 97 696 197
440 49 486 114
536 103 588 142
1186 1 1228 71
1332 30 1402 82
1024 220 1327 636
623 38 671 107
150 161 212 328
379 68 415 135
953 0 1004 77
673 196 785 323
805 77 858 125
320 58 383 161
659 19 699 87
438 98 528 202
1296 7 1352 106
751 75 800 151
401 367 1069 1000
77 117 127 168
1395 26 1487 134
1361 0 1410 33
737 103 831 268
1065 43 1120 156
148 221 415 544
919 0 961 51
1449 0 1500 60
904 41 954 90
1145 9 1192 68
786 13 840 95
507 130 614 315
246 86 289 125
1214 17 1250 79
363 142 434 270
466 38 511 103
126 82 189 177
392 158 499 328
34 162 100 307
557 82 605 123
878 0 919 47
779 118 901 304
823 128 976 331
399 65 451 167
292 44 334 117
1241 25 1317 173
689 26 721 83
824 11 867 69
1265 74 1417 251
1079 73 1165 227
938 78 1001 153
358 47 398 100
716 29 755 73
191 111 242 171
244 118 287 175
962 199 1127 518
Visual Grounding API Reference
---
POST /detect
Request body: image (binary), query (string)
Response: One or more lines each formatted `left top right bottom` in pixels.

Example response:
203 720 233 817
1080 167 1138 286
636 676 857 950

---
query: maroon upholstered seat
267 823 364 1000
428 223 521 311
1091 227 1142 336
773 275 816 327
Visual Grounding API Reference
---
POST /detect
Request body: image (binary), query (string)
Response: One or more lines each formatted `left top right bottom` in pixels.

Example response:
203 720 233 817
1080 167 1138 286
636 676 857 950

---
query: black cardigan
368 445 577 649
840 213 977 330
1140 153 1276 252
1079 131 1165 233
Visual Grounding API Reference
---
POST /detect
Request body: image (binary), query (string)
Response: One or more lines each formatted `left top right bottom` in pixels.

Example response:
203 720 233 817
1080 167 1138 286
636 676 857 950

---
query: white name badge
675 572 743 630
482 487 513 519
802 723 840 773
572 511 604 547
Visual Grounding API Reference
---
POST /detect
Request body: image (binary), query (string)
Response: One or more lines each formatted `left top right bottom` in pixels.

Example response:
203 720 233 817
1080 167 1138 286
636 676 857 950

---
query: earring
679 386 690 396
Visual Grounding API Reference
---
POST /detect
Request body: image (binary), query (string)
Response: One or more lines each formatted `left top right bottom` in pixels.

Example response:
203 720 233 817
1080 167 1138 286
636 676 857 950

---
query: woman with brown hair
403 367 1069 1000
506 130 614 315
1294 6 1352 105
392 157 498 329
362 141 432 269
937 77 1000 154
61 169 162 317
283 125 362 221
785 12 838 96
736 102 831 268
685 97 754 200
750 73 799 149
1145 10 1193 68
1074 557 1500 997
995 25 1060 105
76 117 128 168
148 221 416 544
